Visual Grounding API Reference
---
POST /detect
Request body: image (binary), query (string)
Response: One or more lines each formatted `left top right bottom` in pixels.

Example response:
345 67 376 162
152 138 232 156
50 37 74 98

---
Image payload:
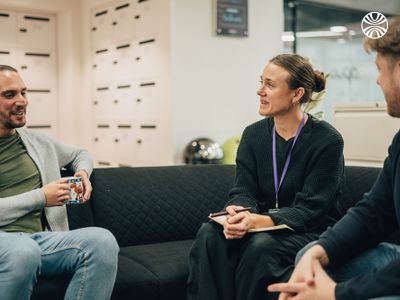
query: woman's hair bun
314 70 326 92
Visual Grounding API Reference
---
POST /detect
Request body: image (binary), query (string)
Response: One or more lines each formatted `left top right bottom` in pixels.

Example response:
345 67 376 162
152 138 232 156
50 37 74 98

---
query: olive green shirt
0 132 42 233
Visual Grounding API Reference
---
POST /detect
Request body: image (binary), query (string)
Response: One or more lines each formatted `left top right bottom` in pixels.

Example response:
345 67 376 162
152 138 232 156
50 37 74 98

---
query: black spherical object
184 138 224 164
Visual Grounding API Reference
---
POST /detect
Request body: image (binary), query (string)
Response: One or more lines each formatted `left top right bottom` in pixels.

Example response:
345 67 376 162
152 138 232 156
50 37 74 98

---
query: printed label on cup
64 176 84 204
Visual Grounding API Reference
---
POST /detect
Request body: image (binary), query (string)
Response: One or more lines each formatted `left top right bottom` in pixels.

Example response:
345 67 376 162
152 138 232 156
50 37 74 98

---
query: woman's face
257 62 296 117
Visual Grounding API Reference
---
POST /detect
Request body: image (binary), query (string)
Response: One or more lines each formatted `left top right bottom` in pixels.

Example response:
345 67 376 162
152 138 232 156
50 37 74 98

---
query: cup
64 176 84 204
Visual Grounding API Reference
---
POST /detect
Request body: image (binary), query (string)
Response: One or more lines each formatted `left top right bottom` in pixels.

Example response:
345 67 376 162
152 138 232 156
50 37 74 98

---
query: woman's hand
223 205 254 239
222 206 275 239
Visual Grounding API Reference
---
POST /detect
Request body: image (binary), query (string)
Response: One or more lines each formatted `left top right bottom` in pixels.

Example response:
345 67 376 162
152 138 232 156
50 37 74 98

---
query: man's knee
79 227 119 266
0 235 41 280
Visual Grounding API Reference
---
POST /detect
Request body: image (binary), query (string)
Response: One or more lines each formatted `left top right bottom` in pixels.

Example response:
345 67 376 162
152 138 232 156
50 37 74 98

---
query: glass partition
283 0 393 121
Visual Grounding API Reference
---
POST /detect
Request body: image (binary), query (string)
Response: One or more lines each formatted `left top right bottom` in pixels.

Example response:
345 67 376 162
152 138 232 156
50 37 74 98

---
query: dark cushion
111 255 160 300
89 165 235 247
67 201 95 229
339 166 381 213
119 239 193 300
31 277 68 300
339 166 400 244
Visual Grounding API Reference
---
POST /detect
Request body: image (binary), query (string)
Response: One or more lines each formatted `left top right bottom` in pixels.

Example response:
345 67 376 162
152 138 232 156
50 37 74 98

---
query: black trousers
187 222 319 300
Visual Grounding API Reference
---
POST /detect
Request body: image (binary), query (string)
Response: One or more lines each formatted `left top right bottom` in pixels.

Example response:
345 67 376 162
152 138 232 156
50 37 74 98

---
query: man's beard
386 90 400 118
0 110 26 129
4 119 26 129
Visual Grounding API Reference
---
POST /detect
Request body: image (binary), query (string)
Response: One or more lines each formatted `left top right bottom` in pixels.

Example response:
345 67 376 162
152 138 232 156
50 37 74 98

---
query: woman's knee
195 222 221 241
190 222 225 256
243 233 281 257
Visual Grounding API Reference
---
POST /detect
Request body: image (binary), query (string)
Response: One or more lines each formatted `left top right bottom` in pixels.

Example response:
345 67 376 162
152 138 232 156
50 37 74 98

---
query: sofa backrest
87 165 235 247
67 164 399 246
340 166 399 244
67 201 96 229
339 166 382 213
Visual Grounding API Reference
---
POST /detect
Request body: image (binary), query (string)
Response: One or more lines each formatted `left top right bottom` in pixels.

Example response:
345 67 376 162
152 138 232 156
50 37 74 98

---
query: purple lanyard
272 113 305 210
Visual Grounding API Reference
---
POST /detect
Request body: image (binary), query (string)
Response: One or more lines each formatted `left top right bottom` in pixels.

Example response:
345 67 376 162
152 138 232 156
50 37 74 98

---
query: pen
209 207 252 218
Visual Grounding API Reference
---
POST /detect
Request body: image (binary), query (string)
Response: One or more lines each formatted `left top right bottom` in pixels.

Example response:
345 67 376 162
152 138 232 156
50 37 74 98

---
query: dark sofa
31 164 393 300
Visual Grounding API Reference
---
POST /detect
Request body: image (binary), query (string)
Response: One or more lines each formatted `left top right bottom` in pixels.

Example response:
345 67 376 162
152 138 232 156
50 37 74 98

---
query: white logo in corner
361 12 388 39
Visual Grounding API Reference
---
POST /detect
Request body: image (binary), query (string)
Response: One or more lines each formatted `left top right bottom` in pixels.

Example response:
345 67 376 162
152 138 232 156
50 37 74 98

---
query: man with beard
0 65 119 300
268 16 400 300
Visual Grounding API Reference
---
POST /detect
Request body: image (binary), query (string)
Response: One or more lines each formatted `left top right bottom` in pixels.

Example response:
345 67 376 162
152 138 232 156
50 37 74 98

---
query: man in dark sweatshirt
268 16 400 300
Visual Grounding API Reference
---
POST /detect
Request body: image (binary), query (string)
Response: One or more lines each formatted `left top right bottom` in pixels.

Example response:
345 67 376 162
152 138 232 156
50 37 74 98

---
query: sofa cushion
31 277 68 300
339 166 400 244
339 166 381 213
89 165 235 247
119 239 193 300
111 255 159 300
66 201 96 229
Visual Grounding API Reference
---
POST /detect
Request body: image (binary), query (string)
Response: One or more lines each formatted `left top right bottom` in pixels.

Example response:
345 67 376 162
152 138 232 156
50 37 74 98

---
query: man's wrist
75 169 88 178
311 244 330 266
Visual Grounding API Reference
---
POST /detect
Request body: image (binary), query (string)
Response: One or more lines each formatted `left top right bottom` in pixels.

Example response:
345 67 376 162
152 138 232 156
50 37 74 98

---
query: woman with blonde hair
187 53 345 300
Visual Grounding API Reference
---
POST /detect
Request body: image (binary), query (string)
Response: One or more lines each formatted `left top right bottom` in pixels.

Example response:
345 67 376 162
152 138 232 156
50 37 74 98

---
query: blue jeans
0 227 119 300
296 241 400 300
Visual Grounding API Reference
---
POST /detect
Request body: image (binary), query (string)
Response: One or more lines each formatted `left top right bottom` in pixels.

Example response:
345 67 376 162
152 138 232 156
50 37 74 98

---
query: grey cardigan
0 128 93 231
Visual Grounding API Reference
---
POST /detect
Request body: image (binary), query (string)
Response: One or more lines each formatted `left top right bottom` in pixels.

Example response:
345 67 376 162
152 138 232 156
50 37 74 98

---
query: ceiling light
297 31 342 38
330 26 348 33
282 33 295 42
282 31 343 40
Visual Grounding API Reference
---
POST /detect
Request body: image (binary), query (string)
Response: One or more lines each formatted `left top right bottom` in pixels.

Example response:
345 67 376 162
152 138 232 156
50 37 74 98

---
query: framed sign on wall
216 0 248 37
